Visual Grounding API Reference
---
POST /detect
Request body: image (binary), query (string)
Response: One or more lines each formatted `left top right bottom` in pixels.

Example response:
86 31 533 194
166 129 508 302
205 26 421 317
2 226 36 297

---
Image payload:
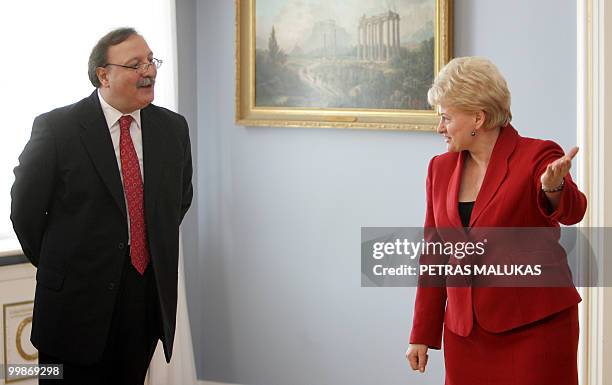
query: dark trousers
39 250 162 385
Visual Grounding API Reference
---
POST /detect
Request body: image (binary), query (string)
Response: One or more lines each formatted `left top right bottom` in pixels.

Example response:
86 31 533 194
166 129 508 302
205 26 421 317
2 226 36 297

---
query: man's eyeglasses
103 58 163 73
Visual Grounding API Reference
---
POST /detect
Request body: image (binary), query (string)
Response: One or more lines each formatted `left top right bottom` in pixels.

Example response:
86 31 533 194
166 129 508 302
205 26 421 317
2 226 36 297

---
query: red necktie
119 115 149 275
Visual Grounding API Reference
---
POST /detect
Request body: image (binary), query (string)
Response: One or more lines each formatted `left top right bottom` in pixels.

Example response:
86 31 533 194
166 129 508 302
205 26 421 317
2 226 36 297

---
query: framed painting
236 0 452 130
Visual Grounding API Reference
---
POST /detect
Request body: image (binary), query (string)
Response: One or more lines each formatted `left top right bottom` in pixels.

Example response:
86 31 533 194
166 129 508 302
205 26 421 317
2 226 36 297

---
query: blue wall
177 0 577 384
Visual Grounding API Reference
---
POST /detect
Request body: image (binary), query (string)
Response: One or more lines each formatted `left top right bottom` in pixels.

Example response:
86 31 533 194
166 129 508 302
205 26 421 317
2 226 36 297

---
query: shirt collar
97 89 141 129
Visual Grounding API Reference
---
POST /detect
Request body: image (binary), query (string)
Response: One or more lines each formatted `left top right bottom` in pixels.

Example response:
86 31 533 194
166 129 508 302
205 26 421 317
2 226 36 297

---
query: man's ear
96 67 110 88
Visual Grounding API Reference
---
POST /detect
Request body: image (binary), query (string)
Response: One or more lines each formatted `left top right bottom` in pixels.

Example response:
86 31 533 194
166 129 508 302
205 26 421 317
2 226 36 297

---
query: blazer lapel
141 106 164 221
469 125 518 226
446 151 466 229
79 91 127 219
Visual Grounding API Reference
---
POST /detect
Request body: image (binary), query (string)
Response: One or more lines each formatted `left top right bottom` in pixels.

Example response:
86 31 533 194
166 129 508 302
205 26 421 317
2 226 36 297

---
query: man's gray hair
88 27 138 87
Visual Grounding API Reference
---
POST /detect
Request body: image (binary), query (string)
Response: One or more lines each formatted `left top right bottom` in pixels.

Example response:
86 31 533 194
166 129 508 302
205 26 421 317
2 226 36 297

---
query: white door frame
577 0 612 384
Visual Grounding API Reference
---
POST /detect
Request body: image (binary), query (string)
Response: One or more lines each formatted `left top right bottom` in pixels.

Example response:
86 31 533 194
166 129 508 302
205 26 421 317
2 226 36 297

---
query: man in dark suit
10 27 193 384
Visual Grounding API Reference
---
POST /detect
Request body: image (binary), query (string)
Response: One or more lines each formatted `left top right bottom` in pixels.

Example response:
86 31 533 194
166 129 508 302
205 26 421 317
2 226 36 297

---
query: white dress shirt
97 90 145 244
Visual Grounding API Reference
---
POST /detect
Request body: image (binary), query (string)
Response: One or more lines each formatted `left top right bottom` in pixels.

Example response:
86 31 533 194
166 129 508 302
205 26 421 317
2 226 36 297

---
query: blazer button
118 242 125 249
108 282 115 290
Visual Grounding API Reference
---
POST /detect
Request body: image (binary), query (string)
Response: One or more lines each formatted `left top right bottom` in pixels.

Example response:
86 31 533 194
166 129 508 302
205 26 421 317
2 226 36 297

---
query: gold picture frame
236 0 453 130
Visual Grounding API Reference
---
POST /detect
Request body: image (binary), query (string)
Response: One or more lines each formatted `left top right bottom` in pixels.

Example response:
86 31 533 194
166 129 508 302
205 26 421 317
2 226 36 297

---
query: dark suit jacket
10 90 193 364
409 124 587 349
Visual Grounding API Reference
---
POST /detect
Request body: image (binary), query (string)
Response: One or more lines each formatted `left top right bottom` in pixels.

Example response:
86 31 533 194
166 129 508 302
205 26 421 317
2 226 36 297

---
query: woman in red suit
405 57 587 385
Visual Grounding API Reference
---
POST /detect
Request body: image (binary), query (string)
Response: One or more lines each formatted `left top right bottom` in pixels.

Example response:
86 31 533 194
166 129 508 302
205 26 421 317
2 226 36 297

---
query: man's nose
141 63 157 77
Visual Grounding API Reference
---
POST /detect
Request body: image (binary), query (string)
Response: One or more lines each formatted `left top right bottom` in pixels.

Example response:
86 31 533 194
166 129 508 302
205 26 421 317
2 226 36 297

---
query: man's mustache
137 77 155 87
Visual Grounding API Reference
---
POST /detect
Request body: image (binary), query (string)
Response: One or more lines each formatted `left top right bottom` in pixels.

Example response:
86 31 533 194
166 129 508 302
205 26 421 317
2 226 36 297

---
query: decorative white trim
601 0 612 382
0 263 35 283
577 0 612 384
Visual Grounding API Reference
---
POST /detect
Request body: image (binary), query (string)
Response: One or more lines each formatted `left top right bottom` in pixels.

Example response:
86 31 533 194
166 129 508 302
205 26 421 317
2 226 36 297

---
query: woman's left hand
540 146 579 191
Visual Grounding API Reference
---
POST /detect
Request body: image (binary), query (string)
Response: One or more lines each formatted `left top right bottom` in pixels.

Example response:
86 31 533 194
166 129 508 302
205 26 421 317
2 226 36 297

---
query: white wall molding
577 0 612 384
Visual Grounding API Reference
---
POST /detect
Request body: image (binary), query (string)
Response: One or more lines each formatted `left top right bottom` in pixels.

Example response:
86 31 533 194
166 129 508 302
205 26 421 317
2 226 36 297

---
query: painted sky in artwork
256 0 434 51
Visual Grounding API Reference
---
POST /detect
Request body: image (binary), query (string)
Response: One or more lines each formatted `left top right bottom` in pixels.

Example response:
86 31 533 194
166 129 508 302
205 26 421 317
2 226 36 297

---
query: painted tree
268 26 286 64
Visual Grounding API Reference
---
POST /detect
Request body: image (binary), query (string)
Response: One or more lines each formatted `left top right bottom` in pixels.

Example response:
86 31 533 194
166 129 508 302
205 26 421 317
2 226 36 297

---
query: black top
458 201 475 228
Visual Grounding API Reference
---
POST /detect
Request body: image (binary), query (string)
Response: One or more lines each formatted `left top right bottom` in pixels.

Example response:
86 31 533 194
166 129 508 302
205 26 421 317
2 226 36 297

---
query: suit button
108 282 115 290
118 242 125 249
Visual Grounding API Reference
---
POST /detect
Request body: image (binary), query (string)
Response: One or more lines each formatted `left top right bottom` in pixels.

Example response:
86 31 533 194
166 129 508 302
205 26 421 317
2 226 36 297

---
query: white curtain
147 234 199 385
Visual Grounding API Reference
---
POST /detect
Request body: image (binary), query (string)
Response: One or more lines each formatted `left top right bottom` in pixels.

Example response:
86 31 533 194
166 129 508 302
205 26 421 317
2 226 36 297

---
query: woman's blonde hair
427 56 512 130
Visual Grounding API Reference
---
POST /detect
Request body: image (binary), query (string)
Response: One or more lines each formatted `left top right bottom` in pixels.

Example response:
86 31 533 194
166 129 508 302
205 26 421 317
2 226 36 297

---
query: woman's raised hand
540 146 578 191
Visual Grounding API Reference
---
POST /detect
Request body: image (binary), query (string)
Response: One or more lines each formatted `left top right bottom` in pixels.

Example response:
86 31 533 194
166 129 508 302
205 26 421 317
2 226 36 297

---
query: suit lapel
442 152 470 269
446 151 466 229
141 105 164 221
79 91 127 219
469 125 518 226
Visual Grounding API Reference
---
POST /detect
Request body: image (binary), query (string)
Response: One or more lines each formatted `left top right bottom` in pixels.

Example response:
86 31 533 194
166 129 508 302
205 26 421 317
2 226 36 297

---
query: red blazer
409 124 587 349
